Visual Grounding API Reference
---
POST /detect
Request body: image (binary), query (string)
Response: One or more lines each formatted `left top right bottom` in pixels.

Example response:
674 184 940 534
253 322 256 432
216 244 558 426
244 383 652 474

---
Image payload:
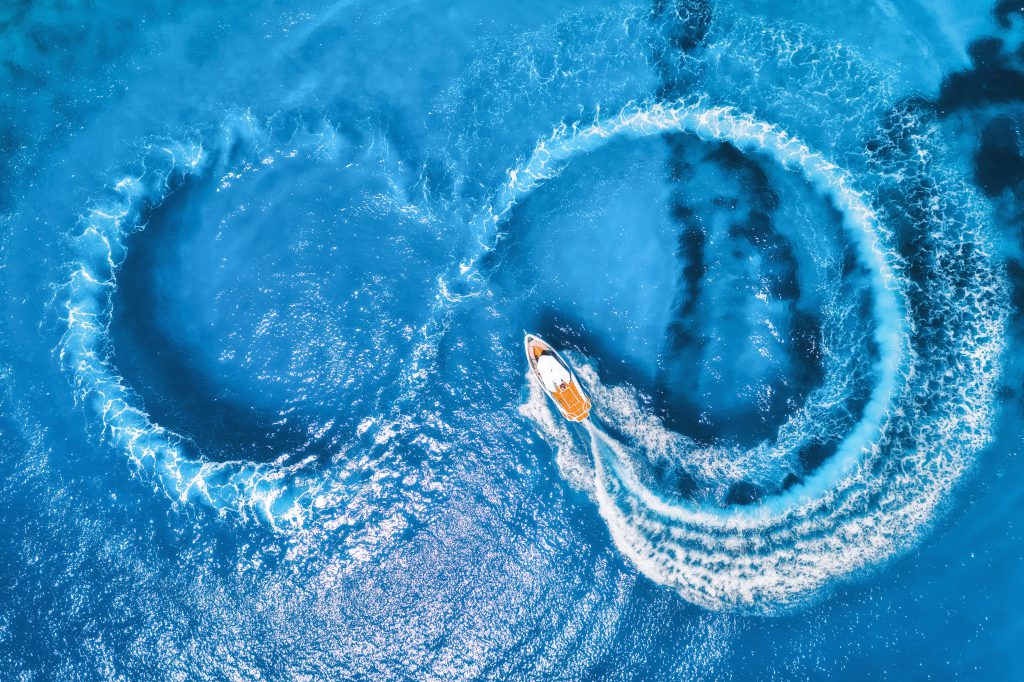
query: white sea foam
57 31 1007 616
58 119 435 541
513 101 1007 613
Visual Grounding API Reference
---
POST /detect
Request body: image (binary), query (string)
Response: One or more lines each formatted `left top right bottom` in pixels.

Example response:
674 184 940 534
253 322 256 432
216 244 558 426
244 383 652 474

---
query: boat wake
514 102 1006 613
55 5 1008 615
57 114 446 549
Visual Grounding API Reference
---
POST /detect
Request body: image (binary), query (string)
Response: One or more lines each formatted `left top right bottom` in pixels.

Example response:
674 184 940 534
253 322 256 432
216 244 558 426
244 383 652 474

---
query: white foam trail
485 98 907 515
518 375 595 497
511 101 1007 612
58 117 431 538
58 97 1007 608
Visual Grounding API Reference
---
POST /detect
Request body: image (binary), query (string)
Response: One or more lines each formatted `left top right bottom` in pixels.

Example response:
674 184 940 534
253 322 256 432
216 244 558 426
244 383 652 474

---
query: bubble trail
58 97 1007 599
484 98 906 507
58 117 425 533
513 99 1007 613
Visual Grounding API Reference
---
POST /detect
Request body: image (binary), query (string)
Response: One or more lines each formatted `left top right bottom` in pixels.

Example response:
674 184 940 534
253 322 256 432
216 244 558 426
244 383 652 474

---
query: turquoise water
2 0 1024 678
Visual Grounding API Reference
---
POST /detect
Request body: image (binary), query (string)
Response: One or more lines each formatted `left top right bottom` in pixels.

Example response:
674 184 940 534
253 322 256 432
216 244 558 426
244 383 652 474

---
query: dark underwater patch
724 480 762 506
1007 259 1024 318
789 311 824 389
995 0 1024 29
929 17 1024 202
935 38 1024 113
656 135 821 447
797 441 834 474
781 471 801 490
975 116 1024 197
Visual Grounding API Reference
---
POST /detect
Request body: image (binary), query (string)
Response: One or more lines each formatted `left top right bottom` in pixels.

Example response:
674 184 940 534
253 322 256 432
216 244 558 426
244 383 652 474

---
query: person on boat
534 346 572 392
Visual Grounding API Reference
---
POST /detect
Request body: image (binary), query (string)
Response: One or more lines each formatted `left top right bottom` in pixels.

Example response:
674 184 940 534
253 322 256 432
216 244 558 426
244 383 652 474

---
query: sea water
2 0 1023 678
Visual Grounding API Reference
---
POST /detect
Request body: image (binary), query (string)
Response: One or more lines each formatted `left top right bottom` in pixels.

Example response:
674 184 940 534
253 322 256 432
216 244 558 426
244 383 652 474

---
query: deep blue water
2 0 1024 678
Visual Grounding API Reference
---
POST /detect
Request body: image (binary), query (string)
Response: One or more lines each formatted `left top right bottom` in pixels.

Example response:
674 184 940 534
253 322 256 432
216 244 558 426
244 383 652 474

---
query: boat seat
553 381 591 421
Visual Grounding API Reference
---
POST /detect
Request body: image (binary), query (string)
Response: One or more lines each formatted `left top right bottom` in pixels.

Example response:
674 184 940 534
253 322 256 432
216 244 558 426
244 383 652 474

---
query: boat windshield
536 353 571 391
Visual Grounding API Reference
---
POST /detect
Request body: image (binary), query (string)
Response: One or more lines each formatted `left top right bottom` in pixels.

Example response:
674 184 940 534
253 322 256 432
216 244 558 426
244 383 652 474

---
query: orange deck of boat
552 380 591 421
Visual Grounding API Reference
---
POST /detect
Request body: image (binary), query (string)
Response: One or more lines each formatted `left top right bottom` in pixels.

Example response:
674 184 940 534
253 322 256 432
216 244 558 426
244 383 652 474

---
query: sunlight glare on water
1 0 1023 678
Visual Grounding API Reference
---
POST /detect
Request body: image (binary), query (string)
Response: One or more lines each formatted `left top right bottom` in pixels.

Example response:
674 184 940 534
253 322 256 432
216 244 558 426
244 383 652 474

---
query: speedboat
524 333 591 422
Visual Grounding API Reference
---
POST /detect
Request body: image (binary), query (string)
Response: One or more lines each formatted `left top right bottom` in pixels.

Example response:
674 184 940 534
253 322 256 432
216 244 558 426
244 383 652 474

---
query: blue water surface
1 0 1023 678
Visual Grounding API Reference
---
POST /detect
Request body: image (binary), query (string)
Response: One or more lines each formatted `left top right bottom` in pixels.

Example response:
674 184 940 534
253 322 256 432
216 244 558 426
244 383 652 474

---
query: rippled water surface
2 0 1024 678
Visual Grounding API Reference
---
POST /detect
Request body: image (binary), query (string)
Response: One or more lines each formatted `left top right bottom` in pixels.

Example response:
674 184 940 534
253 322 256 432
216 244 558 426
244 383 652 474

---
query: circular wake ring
488 98 907 516
58 116 435 533
507 99 1006 612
